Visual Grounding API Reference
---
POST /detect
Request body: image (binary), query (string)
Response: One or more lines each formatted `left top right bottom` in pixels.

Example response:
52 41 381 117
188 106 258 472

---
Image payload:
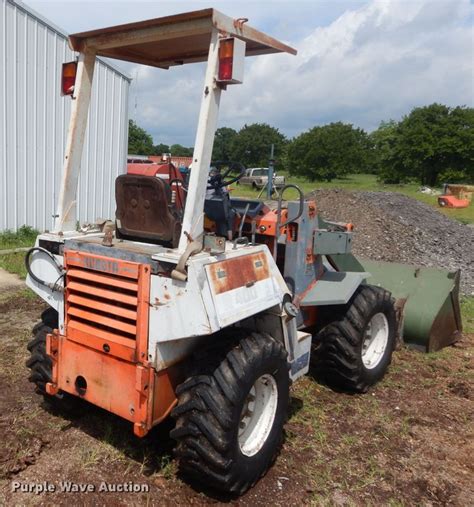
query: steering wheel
209 161 246 189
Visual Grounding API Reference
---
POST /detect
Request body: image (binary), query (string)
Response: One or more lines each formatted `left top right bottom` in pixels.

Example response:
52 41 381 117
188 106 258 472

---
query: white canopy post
54 50 96 233
178 28 222 252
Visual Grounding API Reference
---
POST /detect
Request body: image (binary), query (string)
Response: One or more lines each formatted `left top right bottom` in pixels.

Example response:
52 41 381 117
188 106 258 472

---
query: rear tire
26 308 57 394
313 285 396 392
171 332 289 495
26 307 80 411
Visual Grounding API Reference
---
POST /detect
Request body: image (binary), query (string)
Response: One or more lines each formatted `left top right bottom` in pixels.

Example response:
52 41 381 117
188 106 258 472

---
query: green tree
380 104 474 185
369 120 398 183
128 120 154 155
287 122 371 181
230 123 287 168
153 143 170 155
212 127 237 161
170 144 193 156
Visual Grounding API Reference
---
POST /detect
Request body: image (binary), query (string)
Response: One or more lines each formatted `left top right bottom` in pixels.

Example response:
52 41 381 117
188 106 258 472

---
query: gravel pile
307 189 474 295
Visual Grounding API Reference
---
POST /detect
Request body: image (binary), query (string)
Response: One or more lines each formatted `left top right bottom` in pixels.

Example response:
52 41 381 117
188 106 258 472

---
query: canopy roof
68 8 297 69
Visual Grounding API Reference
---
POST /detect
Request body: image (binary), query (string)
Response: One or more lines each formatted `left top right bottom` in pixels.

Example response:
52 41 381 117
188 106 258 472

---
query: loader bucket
328 254 463 352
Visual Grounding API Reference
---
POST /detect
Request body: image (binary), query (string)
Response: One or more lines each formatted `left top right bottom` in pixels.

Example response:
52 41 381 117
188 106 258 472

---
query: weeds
0 225 38 250
0 251 27 278
156 455 177 480
460 297 474 333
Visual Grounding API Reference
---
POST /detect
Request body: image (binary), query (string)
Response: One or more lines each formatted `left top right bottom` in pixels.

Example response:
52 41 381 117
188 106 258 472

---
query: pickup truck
238 167 286 189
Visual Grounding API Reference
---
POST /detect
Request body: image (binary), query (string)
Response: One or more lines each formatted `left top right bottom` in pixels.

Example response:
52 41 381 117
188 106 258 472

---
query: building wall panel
0 0 130 231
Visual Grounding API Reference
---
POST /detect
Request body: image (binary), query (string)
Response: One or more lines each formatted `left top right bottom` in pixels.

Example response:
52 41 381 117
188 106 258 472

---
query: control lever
237 203 250 240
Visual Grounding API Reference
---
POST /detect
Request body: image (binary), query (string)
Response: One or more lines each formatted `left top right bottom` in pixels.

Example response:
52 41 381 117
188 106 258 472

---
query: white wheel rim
238 374 278 457
361 312 389 369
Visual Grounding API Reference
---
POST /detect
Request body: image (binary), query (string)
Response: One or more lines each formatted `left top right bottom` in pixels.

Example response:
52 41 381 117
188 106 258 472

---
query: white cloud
220 0 473 141
27 0 473 145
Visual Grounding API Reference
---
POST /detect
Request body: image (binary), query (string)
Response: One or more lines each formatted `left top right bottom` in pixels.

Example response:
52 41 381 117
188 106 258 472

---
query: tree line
128 120 193 157
129 103 474 186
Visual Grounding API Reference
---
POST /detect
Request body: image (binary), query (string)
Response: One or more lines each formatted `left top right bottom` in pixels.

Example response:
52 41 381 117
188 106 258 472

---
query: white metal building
0 0 131 231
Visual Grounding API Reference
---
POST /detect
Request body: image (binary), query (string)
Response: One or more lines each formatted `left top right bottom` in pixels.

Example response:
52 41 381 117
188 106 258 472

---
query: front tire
313 285 396 392
170 332 289 495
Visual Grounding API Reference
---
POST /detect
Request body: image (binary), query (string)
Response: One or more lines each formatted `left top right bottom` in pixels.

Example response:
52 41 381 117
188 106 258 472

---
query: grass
0 252 27 278
287 377 402 503
0 225 38 278
461 297 474 334
0 225 38 250
0 287 37 305
232 173 474 224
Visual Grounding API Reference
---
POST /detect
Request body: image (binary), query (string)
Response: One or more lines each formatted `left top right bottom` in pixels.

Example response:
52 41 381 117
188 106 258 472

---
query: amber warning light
61 61 77 96
217 37 245 85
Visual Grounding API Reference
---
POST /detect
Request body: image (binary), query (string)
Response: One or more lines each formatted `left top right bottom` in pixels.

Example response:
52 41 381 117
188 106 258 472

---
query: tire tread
171 332 288 495
313 285 396 392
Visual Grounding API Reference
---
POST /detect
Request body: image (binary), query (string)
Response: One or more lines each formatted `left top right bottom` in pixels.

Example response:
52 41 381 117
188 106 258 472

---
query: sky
25 0 474 147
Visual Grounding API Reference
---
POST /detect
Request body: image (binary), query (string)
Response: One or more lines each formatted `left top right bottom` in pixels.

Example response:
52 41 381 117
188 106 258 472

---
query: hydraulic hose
24 246 65 292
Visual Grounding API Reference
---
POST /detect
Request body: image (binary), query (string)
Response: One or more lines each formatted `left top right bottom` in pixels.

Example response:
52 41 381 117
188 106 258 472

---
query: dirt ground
0 289 472 506
0 268 23 292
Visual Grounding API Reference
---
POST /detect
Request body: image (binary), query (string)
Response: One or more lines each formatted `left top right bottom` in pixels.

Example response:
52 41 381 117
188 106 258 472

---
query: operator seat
115 174 181 247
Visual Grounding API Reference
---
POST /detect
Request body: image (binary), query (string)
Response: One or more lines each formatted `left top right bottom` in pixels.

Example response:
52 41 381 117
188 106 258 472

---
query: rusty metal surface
46 250 162 437
207 251 270 295
203 247 286 330
67 237 165 256
64 237 175 276
68 8 296 68
63 251 149 363
65 249 141 278
69 8 216 44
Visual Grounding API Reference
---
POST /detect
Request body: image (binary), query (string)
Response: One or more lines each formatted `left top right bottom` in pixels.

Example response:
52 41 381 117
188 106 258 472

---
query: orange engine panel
46 250 177 436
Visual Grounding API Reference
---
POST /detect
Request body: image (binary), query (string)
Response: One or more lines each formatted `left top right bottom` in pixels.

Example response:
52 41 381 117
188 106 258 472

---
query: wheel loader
25 9 462 495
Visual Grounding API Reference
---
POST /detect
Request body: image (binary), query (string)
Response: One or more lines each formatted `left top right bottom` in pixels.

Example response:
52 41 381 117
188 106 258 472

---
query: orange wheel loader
25 9 462 496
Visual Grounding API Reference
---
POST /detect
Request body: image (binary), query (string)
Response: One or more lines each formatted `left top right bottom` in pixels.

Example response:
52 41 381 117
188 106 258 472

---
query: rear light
61 61 77 96
217 37 245 85
218 38 234 81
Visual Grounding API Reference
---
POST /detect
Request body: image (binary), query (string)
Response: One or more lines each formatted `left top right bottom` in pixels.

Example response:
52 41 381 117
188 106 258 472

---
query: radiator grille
65 261 142 345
